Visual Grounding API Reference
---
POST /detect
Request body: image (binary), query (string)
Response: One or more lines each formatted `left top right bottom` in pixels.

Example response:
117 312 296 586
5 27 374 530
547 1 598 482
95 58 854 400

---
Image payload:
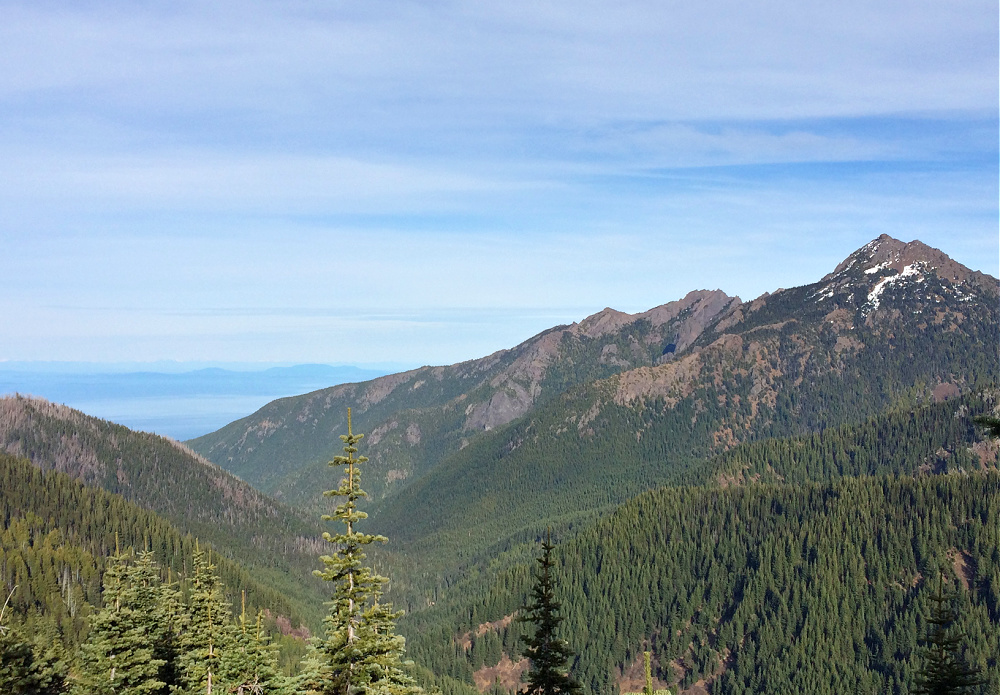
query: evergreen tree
291 641 328 695
156 566 189 692
912 574 985 695
314 408 421 695
0 622 35 694
177 544 236 695
0 586 47 694
0 620 66 694
24 617 71 695
222 593 290 695
519 532 580 695
74 549 166 695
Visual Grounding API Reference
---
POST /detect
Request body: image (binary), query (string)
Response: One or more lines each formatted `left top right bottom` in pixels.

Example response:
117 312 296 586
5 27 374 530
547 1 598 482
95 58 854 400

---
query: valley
1 235 997 694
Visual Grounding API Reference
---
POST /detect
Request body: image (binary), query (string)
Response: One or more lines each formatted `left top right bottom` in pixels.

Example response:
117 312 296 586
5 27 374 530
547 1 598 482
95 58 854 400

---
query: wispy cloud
0 1 995 364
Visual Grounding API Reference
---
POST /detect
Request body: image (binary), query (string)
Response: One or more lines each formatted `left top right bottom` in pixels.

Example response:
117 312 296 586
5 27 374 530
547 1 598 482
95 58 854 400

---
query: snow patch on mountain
866 263 925 311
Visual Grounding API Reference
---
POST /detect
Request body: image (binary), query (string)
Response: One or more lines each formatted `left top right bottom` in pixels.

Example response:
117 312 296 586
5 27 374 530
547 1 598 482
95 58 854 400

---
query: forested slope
0 395 327 620
564 472 999 694
371 375 997 592
398 398 999 695
404 472 999 695
191 236 997 527
706 390 999 485
0 453 317 651
370 237 998 592
187 290 737 507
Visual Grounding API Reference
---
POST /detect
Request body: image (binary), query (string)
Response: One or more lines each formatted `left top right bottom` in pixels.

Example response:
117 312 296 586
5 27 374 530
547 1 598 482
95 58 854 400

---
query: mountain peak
829 234 986 286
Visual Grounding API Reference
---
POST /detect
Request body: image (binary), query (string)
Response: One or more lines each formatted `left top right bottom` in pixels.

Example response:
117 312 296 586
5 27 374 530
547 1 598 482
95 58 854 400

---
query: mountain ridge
0 393 328 627
187 288 739 506
189 235 997 525
362 234 997 575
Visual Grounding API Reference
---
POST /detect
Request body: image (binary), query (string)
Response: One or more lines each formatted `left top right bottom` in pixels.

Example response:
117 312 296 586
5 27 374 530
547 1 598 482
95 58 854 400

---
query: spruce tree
0 620 36 695
26 617 71 694
519 532 580 695
222 593 290 695
74 549 166 695
177 544 237 695
912 574 984 695
314 408 421 695
0 620 65 694
156 566 189 692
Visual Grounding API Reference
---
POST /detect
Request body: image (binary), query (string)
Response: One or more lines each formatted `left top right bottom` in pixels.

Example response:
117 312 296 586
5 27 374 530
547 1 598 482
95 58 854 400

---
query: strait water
0 364 393 441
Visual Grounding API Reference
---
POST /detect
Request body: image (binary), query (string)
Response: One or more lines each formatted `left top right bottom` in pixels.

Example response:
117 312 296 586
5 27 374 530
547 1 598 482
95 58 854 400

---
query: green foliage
520 533 580 695
913 574 986 695
0 452 312 672
314 410 421 695
75 550 167 694
187 254 998 641
565 474 1000 693
225 606 292 695
69 547 291 695
4 249 999 695
175 546 236 693
375 391 997 619
0 395 327 627
403 464 1000 695
0 591 70 694
707 391 999 485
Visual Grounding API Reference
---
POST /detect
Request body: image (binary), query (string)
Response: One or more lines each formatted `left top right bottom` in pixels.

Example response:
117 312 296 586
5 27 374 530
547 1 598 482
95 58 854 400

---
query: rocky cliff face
461 289 738 432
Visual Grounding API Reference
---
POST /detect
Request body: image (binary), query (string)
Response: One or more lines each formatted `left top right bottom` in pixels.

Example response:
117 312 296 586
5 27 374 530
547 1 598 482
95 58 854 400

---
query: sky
2 0 997 368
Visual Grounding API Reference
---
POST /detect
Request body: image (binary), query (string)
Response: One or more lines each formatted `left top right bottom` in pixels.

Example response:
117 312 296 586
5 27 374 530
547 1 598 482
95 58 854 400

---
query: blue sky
2 0 997 367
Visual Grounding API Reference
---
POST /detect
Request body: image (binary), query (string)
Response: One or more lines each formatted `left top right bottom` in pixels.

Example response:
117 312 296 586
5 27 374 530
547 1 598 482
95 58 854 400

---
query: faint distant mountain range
0 363 393 440
0 363 390 398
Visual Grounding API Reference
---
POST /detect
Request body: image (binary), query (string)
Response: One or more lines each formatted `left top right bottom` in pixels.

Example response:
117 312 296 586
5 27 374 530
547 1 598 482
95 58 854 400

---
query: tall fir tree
314 408 421 695
74 549 166 695
912 573 984 695
177 544 237 695
0 620 67 694
156 565 189 692
221 592 290 695
519 532 581 695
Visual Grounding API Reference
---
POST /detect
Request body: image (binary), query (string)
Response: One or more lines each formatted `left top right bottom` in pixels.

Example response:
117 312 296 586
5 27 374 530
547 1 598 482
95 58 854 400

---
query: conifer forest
2 238 999 694
4 0 999 685
2 396 998 694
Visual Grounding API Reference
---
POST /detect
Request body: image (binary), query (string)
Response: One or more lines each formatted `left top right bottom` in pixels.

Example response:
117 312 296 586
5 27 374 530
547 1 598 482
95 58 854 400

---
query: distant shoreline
0 363 405 441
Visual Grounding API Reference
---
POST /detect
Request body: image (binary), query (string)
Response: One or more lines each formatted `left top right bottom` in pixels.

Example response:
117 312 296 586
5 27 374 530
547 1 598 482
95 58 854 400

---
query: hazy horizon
0 362 399 440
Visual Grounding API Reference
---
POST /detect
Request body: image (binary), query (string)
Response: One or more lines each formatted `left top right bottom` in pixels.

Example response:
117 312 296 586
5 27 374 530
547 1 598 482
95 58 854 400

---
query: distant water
0 364 394 441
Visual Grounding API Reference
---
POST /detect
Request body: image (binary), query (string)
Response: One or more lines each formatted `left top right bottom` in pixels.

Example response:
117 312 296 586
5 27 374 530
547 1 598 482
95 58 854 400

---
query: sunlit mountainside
190 235 998 568
1 235 997 694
